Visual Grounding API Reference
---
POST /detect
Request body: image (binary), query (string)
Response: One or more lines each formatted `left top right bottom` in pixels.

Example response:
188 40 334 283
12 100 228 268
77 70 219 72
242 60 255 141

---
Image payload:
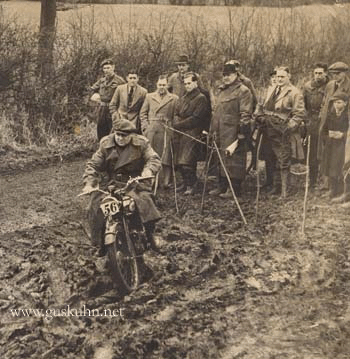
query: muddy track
1 160 350 359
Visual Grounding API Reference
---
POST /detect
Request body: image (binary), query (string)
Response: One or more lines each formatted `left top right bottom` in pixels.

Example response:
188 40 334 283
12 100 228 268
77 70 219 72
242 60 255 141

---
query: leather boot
209 176 227 195
331 181 350 203
328 177 339 199
267 171 281 195
281 170 289 198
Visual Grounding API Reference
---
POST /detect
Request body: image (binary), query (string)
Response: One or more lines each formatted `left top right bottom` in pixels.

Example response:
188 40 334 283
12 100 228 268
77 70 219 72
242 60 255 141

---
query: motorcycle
79 176 155 295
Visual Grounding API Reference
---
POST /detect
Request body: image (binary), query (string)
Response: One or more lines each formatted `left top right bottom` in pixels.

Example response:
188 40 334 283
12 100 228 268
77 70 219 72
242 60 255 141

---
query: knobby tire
106 217 140 295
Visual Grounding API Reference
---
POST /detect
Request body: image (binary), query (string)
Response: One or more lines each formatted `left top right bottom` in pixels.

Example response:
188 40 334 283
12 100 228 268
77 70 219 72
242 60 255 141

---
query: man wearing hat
82 119 162 253
90 58 125 140
210 61 253 198
168 54 205 98
303 63 329 189
109 69 147 134
318 61 350 203
229 60 257 111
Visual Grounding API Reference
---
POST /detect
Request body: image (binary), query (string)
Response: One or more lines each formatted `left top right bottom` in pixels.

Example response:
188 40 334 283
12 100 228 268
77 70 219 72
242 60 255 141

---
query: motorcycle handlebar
77 176 154 197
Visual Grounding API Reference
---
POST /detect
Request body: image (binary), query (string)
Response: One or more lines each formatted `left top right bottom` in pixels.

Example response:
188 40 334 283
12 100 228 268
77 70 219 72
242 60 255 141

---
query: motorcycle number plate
100 200 119 216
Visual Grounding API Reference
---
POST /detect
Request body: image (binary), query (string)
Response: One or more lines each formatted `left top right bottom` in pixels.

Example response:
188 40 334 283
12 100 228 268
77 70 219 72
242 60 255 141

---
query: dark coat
83 133 161 223
322 109 349 178
303 79 328 135
140 91 179 166
109 84 147 132
91 73 125 103
211 79 253 180
318 76 350 160
173 87 210 167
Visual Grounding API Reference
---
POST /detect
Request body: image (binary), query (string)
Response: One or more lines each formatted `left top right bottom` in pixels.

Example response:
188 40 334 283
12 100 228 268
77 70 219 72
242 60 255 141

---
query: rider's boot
144 221 160 253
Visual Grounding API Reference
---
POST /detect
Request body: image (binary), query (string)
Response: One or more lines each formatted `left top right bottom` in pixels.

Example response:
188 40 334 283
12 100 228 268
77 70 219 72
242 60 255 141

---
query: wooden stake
255 132 263 223
301 135 311 235
213 140 247 225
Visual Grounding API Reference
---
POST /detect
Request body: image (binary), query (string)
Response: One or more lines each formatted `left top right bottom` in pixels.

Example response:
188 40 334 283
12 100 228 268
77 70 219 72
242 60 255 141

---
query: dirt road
1 159 349 359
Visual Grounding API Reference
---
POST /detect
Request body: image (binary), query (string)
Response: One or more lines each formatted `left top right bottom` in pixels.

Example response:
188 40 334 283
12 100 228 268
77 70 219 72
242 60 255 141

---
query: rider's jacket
83 133 161 223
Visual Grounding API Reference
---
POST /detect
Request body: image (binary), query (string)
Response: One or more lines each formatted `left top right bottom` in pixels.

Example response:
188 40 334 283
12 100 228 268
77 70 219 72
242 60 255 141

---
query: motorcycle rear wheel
106 217 140 295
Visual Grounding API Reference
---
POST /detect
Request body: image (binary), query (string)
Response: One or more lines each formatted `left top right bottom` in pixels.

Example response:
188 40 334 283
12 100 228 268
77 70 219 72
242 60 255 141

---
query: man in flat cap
90 58 125 140
109 69 147 134
318 61 350 203
303 63 329 189
83 119 162 254
210 61 253 198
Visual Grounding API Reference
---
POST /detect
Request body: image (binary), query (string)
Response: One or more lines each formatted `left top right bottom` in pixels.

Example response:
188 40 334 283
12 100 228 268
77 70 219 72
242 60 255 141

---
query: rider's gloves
287 118 298 130
82 185 98 194
141 169 153 178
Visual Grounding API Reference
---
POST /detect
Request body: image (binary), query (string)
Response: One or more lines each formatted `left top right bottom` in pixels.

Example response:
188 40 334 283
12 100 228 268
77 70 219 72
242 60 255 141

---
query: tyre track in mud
1 159 350 358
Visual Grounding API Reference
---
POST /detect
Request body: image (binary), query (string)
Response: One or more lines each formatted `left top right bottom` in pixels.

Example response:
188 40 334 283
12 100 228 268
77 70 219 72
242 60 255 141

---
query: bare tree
38 0 56 79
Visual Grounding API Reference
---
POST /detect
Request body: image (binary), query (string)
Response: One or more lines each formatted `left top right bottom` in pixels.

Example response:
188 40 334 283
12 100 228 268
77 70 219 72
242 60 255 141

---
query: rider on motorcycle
82 119 162 253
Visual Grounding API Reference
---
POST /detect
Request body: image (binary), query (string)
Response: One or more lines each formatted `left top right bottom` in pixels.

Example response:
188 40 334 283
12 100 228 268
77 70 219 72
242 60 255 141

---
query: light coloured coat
140 91 179 166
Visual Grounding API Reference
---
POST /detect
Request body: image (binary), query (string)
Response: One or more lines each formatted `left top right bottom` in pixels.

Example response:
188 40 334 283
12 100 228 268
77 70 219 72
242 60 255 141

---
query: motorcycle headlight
123 197 136 212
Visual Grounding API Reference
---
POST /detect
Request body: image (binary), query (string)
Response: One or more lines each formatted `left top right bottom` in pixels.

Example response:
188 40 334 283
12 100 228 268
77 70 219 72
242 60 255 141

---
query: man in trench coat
173 72 211 195
82 119 161 253
140 75 179 188
318 62 350 204
210 61 253 198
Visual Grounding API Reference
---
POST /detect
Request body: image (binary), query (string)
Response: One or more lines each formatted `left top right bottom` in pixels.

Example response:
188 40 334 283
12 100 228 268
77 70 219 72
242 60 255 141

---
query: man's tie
273 86 281 100
128 86 134 108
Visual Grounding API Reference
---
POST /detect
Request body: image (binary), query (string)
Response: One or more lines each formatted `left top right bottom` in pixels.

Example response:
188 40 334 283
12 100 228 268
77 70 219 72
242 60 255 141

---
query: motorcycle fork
104 218 118 245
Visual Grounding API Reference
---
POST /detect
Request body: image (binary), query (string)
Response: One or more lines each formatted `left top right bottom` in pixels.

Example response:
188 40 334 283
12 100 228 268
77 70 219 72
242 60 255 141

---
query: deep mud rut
1 159 350 359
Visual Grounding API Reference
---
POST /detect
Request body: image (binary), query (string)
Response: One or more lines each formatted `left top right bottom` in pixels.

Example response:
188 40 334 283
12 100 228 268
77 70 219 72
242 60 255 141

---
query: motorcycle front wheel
106 217 140 295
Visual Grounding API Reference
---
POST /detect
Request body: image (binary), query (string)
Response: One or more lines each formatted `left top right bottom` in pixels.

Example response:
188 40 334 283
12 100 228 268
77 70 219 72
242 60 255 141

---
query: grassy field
2 1 348 32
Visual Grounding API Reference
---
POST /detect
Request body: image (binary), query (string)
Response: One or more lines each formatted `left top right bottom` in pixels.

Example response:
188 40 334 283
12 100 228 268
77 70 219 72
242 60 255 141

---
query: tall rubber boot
281 170 289 198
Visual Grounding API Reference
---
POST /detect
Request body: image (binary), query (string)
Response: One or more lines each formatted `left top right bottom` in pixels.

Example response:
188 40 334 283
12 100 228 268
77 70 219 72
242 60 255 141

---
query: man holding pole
210 61 253 198
173 72 210 195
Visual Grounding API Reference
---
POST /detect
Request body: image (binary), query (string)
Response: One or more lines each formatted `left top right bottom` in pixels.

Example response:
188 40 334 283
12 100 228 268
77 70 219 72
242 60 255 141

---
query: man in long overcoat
210 61 253 198
260 66 305 197
303 63 329 188
318 62 350 204
109 70 147 133
90 58 125 140
82 119 161 253
173 72 210 195
140 75 179 188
